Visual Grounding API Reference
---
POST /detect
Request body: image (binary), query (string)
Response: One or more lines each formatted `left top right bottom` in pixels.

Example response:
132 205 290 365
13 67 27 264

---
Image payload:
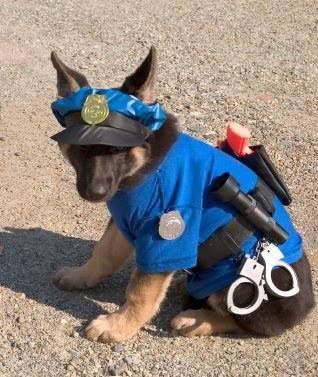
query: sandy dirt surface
0 1 317 376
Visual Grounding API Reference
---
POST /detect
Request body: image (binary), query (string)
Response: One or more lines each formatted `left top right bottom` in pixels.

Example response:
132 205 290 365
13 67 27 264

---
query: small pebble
16 316 23 324
203 130 217 138
136 345 144 352
108 364 124 376
112 344 124 353
189 111 205 119
186 123 204 133
71 331 79 338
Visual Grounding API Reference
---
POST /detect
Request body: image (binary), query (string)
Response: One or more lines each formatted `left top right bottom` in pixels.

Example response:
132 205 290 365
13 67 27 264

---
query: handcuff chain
254 238 270 262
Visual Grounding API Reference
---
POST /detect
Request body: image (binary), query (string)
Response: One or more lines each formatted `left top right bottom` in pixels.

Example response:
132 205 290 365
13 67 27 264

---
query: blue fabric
107 133 303 299
51 87 166 131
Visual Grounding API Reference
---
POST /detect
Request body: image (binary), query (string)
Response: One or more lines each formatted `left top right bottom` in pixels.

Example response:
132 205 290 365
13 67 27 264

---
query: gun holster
221 142 292 206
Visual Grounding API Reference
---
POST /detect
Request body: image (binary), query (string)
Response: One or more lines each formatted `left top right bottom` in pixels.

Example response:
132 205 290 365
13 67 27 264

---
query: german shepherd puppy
51 47 314 343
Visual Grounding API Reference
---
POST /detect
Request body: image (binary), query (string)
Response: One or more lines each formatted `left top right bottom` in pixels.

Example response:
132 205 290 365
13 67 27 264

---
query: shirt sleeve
133 206 201 273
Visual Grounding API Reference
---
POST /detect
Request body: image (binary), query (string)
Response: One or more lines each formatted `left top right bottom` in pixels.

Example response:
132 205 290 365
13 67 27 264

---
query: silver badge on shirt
158 211 185 240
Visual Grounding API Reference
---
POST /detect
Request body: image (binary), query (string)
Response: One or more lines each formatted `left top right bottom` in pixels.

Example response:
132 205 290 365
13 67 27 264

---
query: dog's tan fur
54 221 133 290
171 309 241 337
55 220 173 342
85 269 173 342
126 146 150 177
52 47 314 343
56 221 173 342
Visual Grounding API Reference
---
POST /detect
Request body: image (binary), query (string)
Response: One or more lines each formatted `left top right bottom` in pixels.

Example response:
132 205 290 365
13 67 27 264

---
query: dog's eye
78 145 90 154
108 146 127 154
76 145 127 156
79 145 89 151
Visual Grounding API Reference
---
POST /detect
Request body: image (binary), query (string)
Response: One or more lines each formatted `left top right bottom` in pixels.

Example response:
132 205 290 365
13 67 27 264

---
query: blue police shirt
107 132 303 299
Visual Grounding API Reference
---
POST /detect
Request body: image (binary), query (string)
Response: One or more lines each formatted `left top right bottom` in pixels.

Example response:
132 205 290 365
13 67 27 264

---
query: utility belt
196 125 299 315
198 177 280 269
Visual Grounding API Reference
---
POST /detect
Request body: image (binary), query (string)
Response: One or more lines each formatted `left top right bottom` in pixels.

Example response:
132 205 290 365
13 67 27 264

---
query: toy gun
218 122 292 205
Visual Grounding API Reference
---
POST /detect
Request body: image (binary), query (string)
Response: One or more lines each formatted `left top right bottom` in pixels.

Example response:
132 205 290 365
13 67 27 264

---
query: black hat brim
51 113 150 147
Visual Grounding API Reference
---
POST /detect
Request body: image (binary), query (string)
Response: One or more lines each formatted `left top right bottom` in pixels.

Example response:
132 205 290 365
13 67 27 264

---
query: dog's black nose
92 186 108 201
85 183 108 202
77 179 110 202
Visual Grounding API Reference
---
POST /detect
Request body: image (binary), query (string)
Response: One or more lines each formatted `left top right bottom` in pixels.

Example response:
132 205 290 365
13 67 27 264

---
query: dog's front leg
85 270 173 343
54 220 133 290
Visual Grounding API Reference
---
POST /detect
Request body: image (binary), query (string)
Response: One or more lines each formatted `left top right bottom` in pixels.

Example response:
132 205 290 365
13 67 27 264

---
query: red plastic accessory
223 122 254 157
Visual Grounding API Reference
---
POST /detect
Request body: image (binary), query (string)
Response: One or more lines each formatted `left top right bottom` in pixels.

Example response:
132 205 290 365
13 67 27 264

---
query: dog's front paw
85 314 138 343
53 266 99 290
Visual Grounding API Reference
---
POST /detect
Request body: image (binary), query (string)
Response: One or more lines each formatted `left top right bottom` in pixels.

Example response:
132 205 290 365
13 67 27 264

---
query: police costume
51 87 303 309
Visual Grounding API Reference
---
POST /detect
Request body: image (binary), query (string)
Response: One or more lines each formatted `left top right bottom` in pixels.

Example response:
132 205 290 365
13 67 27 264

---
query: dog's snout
81 180 109 202
72 149 125 203
91 181 109 201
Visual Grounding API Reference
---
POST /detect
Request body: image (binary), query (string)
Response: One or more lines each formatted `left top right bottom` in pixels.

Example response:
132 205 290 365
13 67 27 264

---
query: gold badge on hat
81 94 109 125
158 211 185 240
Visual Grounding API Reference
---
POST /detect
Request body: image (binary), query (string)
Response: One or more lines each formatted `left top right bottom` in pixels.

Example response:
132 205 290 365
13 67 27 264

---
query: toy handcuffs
227 242 300 315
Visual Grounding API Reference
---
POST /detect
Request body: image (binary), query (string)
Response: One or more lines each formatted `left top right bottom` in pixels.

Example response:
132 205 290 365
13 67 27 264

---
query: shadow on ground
0 227 183 332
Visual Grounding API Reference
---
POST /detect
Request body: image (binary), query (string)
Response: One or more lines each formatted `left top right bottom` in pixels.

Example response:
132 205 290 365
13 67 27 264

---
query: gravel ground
0 1 317 376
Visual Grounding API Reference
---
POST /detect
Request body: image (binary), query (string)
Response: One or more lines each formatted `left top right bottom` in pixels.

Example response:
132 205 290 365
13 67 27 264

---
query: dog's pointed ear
121 46 158 103
51 51 90 97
